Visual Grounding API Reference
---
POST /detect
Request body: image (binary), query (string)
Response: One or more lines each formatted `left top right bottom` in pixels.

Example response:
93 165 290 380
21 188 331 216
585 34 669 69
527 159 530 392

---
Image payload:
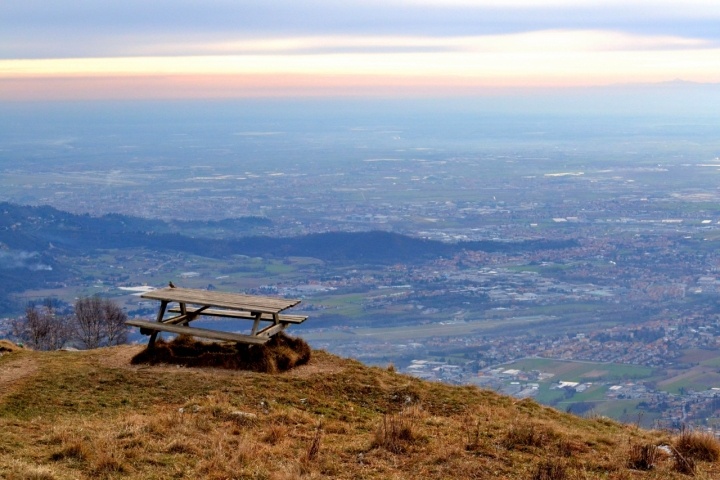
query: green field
570 384 608 403
653 349 720 394
302 314 581 342
495 358 660 426
659 370 720 394
534 383 568 405
505 358 655 383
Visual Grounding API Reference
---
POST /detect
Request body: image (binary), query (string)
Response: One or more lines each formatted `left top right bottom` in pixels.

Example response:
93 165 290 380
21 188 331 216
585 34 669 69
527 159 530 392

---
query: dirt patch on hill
0 354 39 401
92 344 146 369
281 350 346 378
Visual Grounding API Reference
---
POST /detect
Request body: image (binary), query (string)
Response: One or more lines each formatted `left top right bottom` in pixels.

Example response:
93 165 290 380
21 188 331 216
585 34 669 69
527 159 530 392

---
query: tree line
11 296 128 350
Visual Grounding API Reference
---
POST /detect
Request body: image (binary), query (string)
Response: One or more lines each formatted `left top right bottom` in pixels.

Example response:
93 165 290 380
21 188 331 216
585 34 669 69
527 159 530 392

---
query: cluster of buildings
8 148 720 430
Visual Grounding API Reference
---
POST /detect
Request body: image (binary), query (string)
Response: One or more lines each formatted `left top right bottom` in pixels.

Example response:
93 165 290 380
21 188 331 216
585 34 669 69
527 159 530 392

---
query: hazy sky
2 0 720 100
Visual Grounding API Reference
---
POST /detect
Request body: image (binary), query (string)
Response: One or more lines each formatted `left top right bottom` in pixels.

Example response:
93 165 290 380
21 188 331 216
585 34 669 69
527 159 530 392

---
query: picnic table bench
125 286 307 348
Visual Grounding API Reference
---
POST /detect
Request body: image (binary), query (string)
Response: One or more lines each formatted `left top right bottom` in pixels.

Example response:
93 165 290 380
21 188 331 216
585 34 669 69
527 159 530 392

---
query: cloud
2 1 720 59
0 250 52 271
400 0 719 10
2 2 720 95
93 31 714 57
2 30 717 79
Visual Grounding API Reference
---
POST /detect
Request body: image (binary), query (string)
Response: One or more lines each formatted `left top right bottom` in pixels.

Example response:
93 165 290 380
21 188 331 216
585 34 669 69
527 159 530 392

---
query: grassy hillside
1 340 719 479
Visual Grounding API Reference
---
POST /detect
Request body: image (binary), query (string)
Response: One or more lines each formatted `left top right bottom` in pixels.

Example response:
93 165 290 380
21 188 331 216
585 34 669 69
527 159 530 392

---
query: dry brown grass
531 457 569 480
372 404 423 454
264 422 290 445
3 345 720 479
303 422 323 464
130 332 311 372
502 420 558 450
673 451 697 476
627 443 661 471
1 460 58 480
674 427 720 463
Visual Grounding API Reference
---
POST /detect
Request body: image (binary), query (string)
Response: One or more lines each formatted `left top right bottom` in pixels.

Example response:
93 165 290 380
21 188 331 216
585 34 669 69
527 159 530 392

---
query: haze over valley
8 3 720 479
2 97 720 428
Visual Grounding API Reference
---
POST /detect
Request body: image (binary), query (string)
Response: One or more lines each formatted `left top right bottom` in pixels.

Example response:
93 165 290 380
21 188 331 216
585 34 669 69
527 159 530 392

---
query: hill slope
1 344 717 479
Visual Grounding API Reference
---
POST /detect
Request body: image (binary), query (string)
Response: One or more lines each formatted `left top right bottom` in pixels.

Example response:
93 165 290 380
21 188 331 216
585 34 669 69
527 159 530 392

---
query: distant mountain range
0 202 578 314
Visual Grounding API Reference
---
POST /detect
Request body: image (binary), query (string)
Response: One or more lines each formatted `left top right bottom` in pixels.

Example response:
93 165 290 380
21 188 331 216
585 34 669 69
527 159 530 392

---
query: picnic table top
141 287 301 314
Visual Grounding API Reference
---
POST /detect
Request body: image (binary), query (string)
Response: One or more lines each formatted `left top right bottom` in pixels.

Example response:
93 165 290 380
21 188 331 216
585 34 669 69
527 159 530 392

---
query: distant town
3 108 720 428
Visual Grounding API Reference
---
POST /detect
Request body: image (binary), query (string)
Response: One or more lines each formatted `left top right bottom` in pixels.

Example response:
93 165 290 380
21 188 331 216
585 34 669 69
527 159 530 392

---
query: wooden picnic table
125 287 306 348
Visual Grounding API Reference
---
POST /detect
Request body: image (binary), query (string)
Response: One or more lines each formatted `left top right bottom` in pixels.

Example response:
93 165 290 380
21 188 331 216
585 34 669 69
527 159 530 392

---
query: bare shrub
627 444 659 471
673 427 720 463
74 296 127 348
13 302 73 350
10 297 127 350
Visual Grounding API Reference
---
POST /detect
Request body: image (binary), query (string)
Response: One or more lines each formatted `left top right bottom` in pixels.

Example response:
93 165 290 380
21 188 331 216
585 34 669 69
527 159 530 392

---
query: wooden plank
126 319 269 345
250 312 261 336
143 288 296 310
257 323 286 337
148 300 168 348
144 289 295 311
141 287 300 313
167 306 308 324
163 305 210 325
179 301 188 325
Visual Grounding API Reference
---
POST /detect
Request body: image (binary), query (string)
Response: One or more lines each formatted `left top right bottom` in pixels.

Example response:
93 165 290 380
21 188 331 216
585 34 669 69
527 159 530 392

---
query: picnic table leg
250 312 262 336
179 302 189 326
148 300 168 349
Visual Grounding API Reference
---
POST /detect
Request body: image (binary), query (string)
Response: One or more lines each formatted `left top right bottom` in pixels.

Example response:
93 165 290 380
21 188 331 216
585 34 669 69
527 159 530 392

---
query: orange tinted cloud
2 30 720 100
0 74 550 101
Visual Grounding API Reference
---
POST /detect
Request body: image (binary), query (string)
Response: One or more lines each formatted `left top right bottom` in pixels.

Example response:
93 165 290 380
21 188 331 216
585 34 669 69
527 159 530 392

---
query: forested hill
0 201 578 313
0 201 576 262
